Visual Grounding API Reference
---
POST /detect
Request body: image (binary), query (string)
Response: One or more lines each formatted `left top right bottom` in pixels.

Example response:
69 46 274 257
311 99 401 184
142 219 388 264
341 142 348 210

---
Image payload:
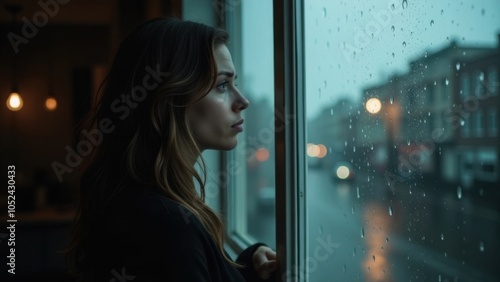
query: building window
489 109 498 137
487 67 498 96
475 110 484 137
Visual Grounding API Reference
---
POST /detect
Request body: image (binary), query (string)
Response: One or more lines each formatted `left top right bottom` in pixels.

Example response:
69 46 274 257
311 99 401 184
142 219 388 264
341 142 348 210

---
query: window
475 110 484 137
224 0 276 249
487 67 498 96
460 73 470 97
303 1 500 281
488 109 498 137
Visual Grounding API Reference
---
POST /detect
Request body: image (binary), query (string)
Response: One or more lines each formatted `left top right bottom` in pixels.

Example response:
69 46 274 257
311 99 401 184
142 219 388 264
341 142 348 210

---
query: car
331 162 356 181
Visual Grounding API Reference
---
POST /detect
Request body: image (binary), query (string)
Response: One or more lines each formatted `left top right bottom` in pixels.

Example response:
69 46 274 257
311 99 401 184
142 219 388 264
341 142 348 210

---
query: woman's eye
216 81 228 91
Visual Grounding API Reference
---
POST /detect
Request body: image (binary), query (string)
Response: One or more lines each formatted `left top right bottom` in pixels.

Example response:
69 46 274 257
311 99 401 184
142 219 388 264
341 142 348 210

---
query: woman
66 17 277 281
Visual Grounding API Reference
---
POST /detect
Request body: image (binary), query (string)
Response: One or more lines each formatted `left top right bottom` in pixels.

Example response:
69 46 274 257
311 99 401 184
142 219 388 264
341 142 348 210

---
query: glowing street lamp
365 97 382 114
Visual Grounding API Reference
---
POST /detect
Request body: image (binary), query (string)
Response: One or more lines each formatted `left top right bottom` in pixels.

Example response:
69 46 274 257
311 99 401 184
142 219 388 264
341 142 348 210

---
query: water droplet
322 7 327 18
353 146 356 153
343 264 346 273
361 228 365 238
388 206 393 216
457 186 462 199
352 206 355 214
460 119 465 126
324 80 328 88
456 62 461 71
353 247 357 256
402 41 406 47
479 241 484 252
392 52 395 58
372 255 376 262
391 3 395 10
445 79 449 85
390 97 394 104
360 10 363 17
479 72 484 81
402 0 408 9
430 20 434 26
330 109 334 115
319 225 323 235
481 8 485 16
439 274 442 282
407 139 411 145
441 9 444 15
391 26 395 33
441 233 444 240
386 237 389 243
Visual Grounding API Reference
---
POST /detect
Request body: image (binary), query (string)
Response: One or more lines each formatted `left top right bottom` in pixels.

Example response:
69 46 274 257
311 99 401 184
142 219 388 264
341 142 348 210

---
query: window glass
304 1 500 281
227 0 275 248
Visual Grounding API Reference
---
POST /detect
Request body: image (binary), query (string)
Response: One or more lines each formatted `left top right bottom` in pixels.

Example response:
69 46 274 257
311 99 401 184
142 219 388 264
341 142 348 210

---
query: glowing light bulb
6 92 23 111
45 97 57 111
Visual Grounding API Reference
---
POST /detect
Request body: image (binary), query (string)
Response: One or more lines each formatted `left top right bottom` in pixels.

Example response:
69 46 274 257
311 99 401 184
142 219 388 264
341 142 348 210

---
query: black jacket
86 184 270 282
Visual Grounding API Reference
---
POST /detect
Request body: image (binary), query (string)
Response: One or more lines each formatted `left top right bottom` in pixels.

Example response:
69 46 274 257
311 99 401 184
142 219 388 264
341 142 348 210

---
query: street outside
250 167 499 282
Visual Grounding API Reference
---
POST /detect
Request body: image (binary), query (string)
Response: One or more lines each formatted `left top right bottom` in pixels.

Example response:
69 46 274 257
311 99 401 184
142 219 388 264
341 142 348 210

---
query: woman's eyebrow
217 71 236 77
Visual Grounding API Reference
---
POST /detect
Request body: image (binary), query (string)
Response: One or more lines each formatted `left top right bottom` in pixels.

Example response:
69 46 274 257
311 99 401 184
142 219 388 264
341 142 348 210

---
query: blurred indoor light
45 97 57 111
366 97 382 114
6 92 23 111
256 148 270 162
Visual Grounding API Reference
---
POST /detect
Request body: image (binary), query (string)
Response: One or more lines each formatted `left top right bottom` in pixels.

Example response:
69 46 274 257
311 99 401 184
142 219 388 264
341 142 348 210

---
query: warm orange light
6 92 23 111
307 143 320 157
45 97 57 111
365 97 382 114
255 148 269 162
317 144 327 158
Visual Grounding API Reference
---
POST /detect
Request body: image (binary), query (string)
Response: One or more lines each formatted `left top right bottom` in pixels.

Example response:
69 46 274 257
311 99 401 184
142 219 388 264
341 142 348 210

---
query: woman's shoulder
106 184 204 233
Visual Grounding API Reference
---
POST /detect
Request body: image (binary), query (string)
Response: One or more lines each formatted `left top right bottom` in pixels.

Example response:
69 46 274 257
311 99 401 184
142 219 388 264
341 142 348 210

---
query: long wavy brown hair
65 17 236 279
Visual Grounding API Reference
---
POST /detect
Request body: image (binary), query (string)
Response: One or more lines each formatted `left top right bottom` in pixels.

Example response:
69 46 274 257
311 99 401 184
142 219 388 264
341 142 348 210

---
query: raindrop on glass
357 186 360 198
353 247 357 256
324 80 328 88
319 225 323 235
372 255 376 262
388 206 393 216
361 228 365 238
430 20 434 26
343 264 347 273
352 206 355 214
386 237 389 243
322 7 327 18
481 8 485 16
330 109 334 115
456 62 461 71
445 79 449 85
441 9 444 15
407 139 411 145
391 4 395 10
390 97 394 104
441 233 444 240
392 52 395 58
460 119 465 126
457 186 462 199
439 274 442 282
479 241 484 252
402 0 408 9
353 146 356 153
479 72 484 81
402 41 406 47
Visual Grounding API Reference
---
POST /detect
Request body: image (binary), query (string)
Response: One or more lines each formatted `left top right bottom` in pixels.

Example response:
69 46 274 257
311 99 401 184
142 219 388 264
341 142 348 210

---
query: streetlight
366 97 382 114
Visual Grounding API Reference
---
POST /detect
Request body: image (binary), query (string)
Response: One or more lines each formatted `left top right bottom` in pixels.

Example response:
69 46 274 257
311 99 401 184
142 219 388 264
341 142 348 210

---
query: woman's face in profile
188 44 249 151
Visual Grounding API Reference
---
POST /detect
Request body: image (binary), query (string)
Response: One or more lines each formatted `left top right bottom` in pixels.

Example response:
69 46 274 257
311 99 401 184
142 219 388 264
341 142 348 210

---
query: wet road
251 168 500 282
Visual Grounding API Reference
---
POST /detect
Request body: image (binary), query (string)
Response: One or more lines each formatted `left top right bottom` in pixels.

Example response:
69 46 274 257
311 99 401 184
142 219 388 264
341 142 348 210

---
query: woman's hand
252 245 278 280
